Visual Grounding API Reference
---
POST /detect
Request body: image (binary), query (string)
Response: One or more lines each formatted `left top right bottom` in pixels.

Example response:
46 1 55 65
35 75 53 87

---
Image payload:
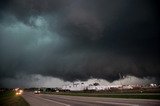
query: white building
62 82 110 91
87 85 109 91
62 82 88 91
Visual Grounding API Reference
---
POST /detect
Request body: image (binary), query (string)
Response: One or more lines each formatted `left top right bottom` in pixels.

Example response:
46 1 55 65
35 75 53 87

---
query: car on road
34 90 41 94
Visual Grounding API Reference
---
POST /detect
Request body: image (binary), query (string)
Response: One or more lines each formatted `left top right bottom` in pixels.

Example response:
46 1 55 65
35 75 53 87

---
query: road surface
22 92 160 106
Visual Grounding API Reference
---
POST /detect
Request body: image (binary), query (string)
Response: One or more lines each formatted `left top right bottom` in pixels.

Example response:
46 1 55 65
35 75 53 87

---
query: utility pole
119 73 123 92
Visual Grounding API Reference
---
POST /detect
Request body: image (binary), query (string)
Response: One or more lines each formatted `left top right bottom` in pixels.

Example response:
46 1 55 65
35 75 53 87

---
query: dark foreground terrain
0 91 29 106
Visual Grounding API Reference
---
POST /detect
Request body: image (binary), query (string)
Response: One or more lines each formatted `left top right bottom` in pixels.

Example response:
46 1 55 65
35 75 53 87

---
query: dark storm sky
0 0 160 85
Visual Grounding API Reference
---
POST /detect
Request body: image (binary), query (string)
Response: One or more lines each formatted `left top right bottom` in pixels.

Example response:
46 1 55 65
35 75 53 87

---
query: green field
0 91 29 106
46 92 160 100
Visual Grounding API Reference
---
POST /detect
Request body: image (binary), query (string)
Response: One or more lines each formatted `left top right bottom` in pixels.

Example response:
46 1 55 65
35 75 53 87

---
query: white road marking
43 94 140 106
41 94 140 106
95 101 139 106
33 95 71 106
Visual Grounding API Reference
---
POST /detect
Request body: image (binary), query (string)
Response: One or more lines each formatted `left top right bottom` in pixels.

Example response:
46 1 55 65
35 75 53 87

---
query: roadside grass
0 91 29 106
45 92 160 100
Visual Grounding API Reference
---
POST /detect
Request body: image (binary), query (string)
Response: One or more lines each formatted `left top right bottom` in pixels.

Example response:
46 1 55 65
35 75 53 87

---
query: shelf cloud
0 0 159 87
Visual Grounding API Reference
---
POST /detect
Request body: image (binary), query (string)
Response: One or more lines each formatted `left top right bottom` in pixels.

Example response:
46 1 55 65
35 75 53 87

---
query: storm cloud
0 0 160 87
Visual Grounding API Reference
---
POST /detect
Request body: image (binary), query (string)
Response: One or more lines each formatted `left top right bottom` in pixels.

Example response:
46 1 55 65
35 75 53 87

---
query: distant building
62 82 110 91
62 82 135 91
62 82 87 91
87 85 109 91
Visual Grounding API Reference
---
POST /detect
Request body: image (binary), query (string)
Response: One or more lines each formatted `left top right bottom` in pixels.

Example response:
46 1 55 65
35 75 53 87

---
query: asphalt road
22 92 160 106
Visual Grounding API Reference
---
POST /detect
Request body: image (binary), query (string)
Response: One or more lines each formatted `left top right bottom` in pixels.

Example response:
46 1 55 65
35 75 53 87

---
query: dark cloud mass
0 0 160 87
